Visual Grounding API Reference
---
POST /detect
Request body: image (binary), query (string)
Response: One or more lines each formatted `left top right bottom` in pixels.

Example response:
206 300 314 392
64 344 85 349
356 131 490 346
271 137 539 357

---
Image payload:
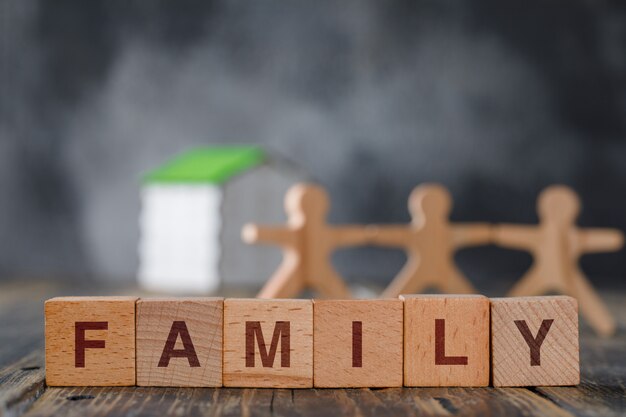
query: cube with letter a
223 299 313 388
136 298 223 387
491 296 579 387
45 296 137 386
401 294 490 387
313 299 403 387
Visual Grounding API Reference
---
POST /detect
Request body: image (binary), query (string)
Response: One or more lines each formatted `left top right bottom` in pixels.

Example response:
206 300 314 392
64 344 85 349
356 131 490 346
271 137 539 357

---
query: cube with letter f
45 297 137 386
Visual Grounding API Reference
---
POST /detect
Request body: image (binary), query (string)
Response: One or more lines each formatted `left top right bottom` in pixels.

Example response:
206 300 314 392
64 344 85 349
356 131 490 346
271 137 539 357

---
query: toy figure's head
538 185 580 225
410 183 452 220
286 183 330 220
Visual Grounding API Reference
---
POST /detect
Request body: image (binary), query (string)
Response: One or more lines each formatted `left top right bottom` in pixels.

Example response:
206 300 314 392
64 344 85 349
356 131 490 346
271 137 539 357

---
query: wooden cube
313 299 403 388
401 294 490 387
491 296 579 387
45 297 137 386
223 299 313 388
136 298 223 387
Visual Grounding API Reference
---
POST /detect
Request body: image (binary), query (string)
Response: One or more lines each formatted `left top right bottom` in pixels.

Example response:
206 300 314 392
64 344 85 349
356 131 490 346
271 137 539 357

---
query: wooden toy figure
242 183 375 299
374 183 492 297
494 185 623 337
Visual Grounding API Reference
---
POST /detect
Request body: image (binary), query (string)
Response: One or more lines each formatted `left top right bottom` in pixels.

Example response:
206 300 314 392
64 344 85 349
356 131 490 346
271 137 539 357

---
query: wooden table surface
0 281 624 417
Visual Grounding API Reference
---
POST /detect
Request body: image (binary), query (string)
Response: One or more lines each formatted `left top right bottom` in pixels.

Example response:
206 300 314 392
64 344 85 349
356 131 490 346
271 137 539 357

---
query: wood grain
0 351 45 417
223 299 313 388
313 299 403 388
537 332 626 417
20 386 578 417
491 296 580 387
401 294 490 387
136 298 223 387
45 297 137 386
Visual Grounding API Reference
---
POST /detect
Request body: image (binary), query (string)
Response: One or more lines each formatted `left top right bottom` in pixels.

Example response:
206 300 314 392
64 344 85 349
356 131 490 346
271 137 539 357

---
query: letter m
245 321 290 368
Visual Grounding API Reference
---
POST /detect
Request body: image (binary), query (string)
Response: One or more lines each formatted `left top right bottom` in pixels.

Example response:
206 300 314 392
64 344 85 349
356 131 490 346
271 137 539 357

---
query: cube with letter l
402 294 490 387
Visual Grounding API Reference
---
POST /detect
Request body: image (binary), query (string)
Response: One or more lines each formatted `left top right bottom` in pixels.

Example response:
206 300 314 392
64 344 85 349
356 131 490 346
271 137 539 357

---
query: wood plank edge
0 351 47 417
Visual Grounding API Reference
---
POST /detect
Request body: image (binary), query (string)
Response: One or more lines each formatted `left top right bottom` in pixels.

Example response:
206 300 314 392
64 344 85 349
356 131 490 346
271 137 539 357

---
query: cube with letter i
136 298 223 387
223 299 313 388
45 297 137 386
401 294 490 387
491 296 579 387
313 299 403 388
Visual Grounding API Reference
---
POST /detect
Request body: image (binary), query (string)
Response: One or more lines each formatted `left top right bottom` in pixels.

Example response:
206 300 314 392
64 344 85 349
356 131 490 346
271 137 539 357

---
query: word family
44 295 579 388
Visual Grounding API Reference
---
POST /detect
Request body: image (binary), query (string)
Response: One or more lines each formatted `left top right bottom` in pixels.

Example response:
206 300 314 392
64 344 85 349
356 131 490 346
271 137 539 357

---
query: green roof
143 146 265 184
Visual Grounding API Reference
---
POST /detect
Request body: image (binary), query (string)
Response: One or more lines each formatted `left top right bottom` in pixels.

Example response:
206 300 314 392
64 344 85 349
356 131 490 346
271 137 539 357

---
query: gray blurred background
1 0 625 291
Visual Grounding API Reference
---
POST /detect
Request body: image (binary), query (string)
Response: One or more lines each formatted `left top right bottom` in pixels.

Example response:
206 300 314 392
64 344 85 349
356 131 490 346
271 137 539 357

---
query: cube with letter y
45 296 137 386
491 296 579 387
223 299 313 388
313 299 403 387
401 294 490 386
136 298 223 387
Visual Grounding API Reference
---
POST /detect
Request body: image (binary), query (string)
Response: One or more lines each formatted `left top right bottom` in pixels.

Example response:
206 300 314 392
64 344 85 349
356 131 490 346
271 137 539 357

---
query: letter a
158 321 200 367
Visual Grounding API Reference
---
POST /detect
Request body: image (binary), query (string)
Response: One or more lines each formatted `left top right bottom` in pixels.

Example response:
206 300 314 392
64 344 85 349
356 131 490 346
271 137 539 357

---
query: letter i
352 321 362 367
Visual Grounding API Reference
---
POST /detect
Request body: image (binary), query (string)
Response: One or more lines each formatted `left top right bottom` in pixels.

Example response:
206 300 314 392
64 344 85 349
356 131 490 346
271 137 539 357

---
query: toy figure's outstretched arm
368 225 413 247
493 224 538 251
331 225 377 247
452 223 492 248
242 224 297 248
578 228 624 253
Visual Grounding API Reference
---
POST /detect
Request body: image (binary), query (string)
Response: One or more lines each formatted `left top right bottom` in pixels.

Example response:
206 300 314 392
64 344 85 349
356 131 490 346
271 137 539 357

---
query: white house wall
219 163 304 288
138 184 222 293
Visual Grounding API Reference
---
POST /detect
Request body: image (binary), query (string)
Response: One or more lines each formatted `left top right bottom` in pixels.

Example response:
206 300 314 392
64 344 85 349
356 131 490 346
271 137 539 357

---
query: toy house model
138 146 303 293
